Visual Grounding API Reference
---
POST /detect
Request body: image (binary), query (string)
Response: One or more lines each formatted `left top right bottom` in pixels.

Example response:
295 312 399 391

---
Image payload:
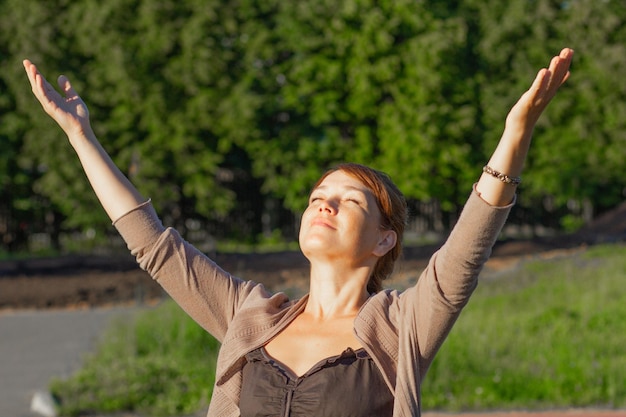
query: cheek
298 208 313 241
358 215 384 244
297 222 305 244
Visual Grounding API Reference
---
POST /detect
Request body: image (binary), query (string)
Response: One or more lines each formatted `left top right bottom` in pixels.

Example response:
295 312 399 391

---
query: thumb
57 75 78 99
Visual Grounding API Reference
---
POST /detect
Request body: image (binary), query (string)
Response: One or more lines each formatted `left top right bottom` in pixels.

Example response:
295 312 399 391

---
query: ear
372 229 397 257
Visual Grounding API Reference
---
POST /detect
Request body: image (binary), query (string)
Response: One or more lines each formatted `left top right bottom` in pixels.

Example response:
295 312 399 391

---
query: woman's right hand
23 59 92 139
23 59 146 221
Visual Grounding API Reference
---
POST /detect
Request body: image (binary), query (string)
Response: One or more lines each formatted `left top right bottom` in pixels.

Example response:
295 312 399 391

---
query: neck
304 262 371 320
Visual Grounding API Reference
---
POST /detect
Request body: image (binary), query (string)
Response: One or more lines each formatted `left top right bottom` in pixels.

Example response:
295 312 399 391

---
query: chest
264 314 363 377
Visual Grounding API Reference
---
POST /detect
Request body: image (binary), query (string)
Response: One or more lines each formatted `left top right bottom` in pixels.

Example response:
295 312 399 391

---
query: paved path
0 307 139 417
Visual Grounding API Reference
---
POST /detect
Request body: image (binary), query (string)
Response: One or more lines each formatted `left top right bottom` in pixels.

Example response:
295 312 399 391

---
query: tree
237 0 479 225
3 0 625 251
538 0 626 217
0 0 73 250
9 0 272 244
458 0 626 229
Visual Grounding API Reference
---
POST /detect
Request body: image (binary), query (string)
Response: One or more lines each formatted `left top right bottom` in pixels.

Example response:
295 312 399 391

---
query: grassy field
50 301 220 416
50 243 626 416
422 244 626 411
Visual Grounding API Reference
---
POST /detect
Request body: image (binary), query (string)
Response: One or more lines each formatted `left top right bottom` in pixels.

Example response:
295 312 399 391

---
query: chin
299 240 339 261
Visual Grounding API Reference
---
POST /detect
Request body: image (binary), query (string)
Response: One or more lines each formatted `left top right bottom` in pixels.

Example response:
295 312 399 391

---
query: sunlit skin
299 170 396 280
264 171 397 376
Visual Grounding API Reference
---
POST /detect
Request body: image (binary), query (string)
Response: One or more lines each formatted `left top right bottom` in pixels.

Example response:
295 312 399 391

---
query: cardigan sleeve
399 185 513 376
113 200 263 342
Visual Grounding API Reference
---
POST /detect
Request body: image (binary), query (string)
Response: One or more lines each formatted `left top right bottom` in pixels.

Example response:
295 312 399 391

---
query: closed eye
345 197 364 205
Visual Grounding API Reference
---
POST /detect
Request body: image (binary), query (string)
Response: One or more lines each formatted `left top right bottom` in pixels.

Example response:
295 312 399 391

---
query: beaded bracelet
482 165 522 186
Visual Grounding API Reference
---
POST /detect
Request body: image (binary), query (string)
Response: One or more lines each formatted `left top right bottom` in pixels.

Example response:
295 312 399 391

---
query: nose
318 200 337 215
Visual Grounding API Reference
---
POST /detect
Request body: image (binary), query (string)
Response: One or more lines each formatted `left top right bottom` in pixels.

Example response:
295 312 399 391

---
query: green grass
50 301 220 416
50 244 626 415
422 243 626 411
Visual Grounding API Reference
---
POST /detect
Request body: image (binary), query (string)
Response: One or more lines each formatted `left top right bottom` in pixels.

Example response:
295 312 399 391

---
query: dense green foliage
49 244 626 415
1 0 625 250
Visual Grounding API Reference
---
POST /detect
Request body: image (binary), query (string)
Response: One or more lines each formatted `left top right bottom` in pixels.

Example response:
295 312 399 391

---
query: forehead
315 170 370 192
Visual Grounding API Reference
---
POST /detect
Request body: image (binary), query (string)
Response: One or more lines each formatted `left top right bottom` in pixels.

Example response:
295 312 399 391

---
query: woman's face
299 170 391 266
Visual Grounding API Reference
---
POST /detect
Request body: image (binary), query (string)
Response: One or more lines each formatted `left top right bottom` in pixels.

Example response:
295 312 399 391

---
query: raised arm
476 48 574 206
401 48 575 375
23 59 145 221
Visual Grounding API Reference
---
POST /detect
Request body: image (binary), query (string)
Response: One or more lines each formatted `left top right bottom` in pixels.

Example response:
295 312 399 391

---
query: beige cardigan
114 187 512 417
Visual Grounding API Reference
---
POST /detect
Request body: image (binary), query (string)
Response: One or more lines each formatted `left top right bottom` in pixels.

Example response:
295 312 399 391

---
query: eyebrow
313 184 369 193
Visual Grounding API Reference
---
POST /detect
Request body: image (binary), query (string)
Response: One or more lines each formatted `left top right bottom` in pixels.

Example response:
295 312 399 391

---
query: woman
23 47 573 417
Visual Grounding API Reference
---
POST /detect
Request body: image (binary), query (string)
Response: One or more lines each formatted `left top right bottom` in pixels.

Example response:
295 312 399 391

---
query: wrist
482 165 521 186
67 126 97 149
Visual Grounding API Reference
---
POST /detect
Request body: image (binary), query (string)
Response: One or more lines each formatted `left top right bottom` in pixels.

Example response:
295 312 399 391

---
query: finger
559 48 574 80
548 50 569 71
529 67 550 96
26 64 50 102
23 59 39 89
23 61 64 113
22 59 35 74
542 57 571 97
560 47 574 60
24 61 48 95
550 49 573 83
22 59 34 74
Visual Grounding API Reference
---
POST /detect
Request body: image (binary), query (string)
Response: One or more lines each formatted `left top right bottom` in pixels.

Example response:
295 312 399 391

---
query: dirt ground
1 200 625 311
0 234 599 310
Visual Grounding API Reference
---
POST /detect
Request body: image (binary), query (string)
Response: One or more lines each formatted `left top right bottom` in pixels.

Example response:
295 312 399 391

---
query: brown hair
311 163 408 293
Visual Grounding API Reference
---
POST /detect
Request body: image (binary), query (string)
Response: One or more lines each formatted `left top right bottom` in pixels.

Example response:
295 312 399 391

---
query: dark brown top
239 347 394 417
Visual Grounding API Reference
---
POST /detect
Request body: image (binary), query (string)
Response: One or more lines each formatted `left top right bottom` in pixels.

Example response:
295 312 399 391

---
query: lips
311 218 336 229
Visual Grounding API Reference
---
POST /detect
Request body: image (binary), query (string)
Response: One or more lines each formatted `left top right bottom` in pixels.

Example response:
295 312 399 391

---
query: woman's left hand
506 48 573 131
477 48 574 207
